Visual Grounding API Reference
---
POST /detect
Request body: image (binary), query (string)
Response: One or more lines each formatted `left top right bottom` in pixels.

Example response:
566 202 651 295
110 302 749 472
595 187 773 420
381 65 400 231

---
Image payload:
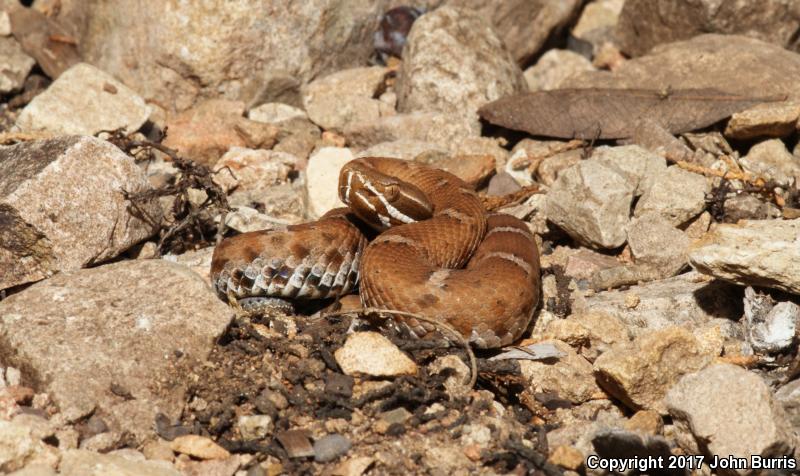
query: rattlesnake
210 157 541 348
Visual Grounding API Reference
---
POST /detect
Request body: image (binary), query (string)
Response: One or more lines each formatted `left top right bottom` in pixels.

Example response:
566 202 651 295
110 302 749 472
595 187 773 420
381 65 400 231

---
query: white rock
334 332 418 377
689 219 800 294
16 63 151 135
306 147 354 218
212 147 296 195
743 287 799 354
0 37 35 94
740 138 800 186
59 449 180 476
626 213 690 276
237 415 273 440
0 11 10 37
248 103 307 124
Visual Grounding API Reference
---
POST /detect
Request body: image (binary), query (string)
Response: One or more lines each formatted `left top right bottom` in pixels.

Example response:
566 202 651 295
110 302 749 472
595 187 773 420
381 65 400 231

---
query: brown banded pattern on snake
211 157 541 348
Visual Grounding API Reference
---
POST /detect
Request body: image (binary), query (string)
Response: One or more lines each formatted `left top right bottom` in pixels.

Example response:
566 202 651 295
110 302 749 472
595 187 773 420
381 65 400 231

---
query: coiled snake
210 157 541 348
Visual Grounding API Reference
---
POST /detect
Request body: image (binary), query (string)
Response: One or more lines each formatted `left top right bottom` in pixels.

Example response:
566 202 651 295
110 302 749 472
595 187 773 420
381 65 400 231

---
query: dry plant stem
323 307 478 388
676 159 766 187
481 185 542 211
0 131 55 144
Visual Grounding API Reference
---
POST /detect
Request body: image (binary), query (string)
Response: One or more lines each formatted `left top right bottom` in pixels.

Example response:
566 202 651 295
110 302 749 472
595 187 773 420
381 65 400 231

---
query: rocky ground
1 0 800 475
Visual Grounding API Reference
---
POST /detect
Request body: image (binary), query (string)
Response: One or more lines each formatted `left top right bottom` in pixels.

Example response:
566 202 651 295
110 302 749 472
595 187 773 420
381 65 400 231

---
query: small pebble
313 434 352 463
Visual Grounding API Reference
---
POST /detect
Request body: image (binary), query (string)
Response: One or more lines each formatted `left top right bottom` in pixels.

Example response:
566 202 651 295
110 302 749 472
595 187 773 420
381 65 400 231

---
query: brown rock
624 410 663 435
562 248 621 281
0 136 161 290
594 327 714 413
725 102 800 139
616 0 800 57
170 435 230 460
416 153 495 189
344 112 476 149
547 445 584 471
397 6 527 132
212 147 298 208
303 66 392 131
0 260 233 442
523 49 595 92
740 139 800 186
519 340 603 404
162 99 278 166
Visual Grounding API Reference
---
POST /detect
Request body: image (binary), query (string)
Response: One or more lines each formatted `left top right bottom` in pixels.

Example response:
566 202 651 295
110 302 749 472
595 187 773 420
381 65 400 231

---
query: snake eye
384 183 400 201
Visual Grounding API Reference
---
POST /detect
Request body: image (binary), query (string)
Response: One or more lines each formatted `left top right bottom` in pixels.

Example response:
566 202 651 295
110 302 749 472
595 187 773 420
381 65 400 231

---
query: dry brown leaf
479 88 785 140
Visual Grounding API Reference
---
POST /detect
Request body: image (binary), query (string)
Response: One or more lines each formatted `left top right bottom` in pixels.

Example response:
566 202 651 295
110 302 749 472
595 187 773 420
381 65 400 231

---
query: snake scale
210 157 541 348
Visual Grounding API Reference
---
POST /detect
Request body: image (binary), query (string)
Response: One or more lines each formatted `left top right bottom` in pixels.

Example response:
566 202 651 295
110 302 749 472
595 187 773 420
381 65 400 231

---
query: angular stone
306 147 354 218
594 327 714 413
313 434 351 463
689 219 800 294
303 66 391 131
356 140 446 161
0 420 54 473
743 287 800 354
572 0 624 49
740 139 800 186
335 332 418 377
573 272 742 335
170 435 230 460
397 6 527 133
0 37 34 94
634 166 709 225
237 414 273 441
447 0 582 64
775 379 800 429
523 49 595 92
568 35 800 101
519 340 603 404
544 159 636 249
416 153 496 189
77 0 386 112
162 99 278 166
591 145 667 197
0 136 161 290
16 63 151 135
212 147 297 204
248 103 308 124
344 112 476 149
726 102 800 139
0 260 233 442
59 449 180 475
626 213 690 277
665 364 794 473
616 0 800 57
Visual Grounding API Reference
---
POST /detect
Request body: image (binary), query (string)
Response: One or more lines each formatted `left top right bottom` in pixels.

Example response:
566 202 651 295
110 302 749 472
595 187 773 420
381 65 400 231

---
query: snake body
211 157 541 348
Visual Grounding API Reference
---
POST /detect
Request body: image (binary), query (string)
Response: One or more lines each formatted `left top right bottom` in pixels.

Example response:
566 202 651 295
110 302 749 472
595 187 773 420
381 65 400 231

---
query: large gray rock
616 0 800 57
0 136 162 290
0 260 233 442
633 166 709 226
397 6 527 133
665 364 795 475
689 219 800 294
75 0 387 113
15 63 151 135
0 36 34 94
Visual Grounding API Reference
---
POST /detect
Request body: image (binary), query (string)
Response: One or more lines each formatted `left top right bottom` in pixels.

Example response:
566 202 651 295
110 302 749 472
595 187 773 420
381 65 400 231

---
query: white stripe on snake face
354 190 375 211
343 170 354 200
486 226 535 242
482 251 534 275
363 180 415 224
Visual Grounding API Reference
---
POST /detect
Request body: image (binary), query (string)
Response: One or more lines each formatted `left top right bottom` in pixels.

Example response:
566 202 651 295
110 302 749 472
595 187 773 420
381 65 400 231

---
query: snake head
339 159 433 230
